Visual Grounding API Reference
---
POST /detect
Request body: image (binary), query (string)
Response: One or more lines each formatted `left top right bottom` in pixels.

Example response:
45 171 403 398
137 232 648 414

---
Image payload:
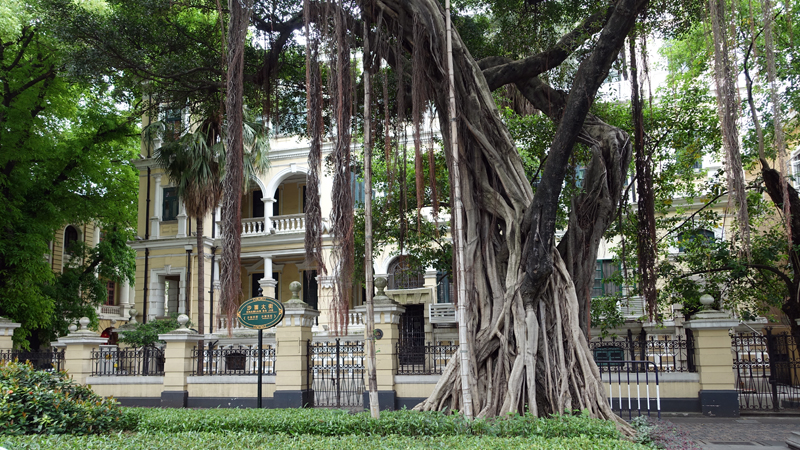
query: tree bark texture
363 0 643 420
221 0 254 330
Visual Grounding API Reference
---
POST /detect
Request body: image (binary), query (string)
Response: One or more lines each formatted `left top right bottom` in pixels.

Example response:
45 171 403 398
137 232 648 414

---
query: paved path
664 414 800 449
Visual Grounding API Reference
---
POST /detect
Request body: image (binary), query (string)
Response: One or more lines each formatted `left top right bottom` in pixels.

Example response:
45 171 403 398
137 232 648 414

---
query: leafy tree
0 0 137 348
118 314 191 349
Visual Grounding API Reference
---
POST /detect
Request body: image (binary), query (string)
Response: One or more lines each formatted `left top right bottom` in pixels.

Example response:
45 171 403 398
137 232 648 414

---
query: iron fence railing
0 349 65 372
596 359 661 419
191 345 276 376
91 347 164 376
589 329 696 373
732 330 800 411
307 339 364 408
396 342 459 375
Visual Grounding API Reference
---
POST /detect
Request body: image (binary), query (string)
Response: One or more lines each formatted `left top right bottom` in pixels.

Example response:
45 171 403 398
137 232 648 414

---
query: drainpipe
210 246 216 334
145 167 151 239
185 245 192 318
143 248 149 324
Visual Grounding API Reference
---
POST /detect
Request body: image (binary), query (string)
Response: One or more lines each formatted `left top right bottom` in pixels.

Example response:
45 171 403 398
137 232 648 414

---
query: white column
119 279 130 306
263 197 274 234
177 201 187 238
149 276 165 320
150 174 162 238
258 255 277 298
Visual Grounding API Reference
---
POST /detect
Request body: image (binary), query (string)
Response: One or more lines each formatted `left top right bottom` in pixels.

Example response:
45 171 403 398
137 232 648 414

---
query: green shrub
0 360 125 435
124 407 620 439
1 431 649 449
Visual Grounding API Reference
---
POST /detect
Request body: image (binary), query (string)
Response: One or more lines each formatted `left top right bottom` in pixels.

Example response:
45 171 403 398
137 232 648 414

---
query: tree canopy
0 0 137 347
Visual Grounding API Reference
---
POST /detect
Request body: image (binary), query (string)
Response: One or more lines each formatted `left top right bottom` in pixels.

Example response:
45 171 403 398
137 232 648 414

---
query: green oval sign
236 297 285 329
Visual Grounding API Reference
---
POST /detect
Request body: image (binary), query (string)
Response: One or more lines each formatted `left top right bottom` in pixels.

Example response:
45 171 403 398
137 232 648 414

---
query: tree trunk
630 35 657 320
196 216 205 375
221 0 253 329
761 165 800 336
364 0 642 423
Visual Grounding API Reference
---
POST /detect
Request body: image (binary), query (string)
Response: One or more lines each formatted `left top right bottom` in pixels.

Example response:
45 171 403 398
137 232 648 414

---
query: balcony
239 214 323 237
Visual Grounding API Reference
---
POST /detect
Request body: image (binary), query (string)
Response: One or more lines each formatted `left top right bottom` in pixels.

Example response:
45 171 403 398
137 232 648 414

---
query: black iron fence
0 349 65 372
596 359 661 419
732 330 800 411
396 342 458 375
191 345 276 375
589 329 696 373
307 339 364 408
91 346 165 376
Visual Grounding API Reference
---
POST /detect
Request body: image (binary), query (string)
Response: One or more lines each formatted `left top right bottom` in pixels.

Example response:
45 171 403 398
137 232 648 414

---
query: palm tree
152 112 270 362
155 118 224 375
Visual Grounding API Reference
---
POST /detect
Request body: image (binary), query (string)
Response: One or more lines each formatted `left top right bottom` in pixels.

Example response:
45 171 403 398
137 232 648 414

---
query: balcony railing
99 304 123 316
242 217 267 236
272 214 305 234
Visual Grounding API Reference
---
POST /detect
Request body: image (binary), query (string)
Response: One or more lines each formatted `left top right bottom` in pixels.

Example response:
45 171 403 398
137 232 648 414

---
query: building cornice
128 236 215 251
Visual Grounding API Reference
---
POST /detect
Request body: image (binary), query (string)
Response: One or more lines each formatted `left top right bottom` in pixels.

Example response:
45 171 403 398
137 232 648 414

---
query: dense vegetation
0 361 128 435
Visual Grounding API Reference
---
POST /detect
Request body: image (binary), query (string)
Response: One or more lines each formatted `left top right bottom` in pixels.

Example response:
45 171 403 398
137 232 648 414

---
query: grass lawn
0 407 649 449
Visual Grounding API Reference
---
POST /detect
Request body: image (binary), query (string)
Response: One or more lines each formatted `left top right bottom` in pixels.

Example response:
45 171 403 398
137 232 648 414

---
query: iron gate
732 330 800 411
307 339 364 408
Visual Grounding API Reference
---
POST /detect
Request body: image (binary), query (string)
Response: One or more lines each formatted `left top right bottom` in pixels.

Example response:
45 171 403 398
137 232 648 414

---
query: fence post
57 317 108 386
685 311 739 417
363 277 405 411
0 317 21 351
273 281 319 408
159 314 203 407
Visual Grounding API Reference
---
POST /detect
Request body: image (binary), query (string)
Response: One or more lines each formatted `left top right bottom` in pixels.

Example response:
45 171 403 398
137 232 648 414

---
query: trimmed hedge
124 407 621 439
2 432 649 449
0 361 127 435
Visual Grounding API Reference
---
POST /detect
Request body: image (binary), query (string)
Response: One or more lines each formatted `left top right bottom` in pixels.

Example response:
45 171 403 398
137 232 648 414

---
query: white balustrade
348 311 364 327
99 305 123 317
241 218 265 236
272 214 306 234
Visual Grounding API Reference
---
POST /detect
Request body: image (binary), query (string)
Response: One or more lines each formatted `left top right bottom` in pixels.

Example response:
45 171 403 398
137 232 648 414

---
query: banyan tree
297 0 645 421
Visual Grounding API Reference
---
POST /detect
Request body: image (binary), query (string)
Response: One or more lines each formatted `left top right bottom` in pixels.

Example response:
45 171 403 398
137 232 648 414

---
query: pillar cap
685 316 740 330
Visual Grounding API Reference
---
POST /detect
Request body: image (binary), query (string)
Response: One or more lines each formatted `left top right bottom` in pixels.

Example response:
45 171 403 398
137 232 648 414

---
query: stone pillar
176 202 187 238
258 255 277 298
58 317 108 385
685 309 740 417
263 197 274 234
150 174 162 238
354 277 405 411
0 317 21 351
273 281 319 407
159 314 203 407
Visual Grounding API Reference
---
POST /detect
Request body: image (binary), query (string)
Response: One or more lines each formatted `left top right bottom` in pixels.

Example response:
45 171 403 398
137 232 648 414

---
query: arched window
64 226 79 255
387 256 424 290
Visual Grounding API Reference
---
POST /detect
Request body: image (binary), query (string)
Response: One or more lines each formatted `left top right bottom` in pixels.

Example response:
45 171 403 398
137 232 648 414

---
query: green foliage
2 432 647 449
117 315 190 349
0 360 126 435
354 143 452 285
0 0 138 348
121 407 621 440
